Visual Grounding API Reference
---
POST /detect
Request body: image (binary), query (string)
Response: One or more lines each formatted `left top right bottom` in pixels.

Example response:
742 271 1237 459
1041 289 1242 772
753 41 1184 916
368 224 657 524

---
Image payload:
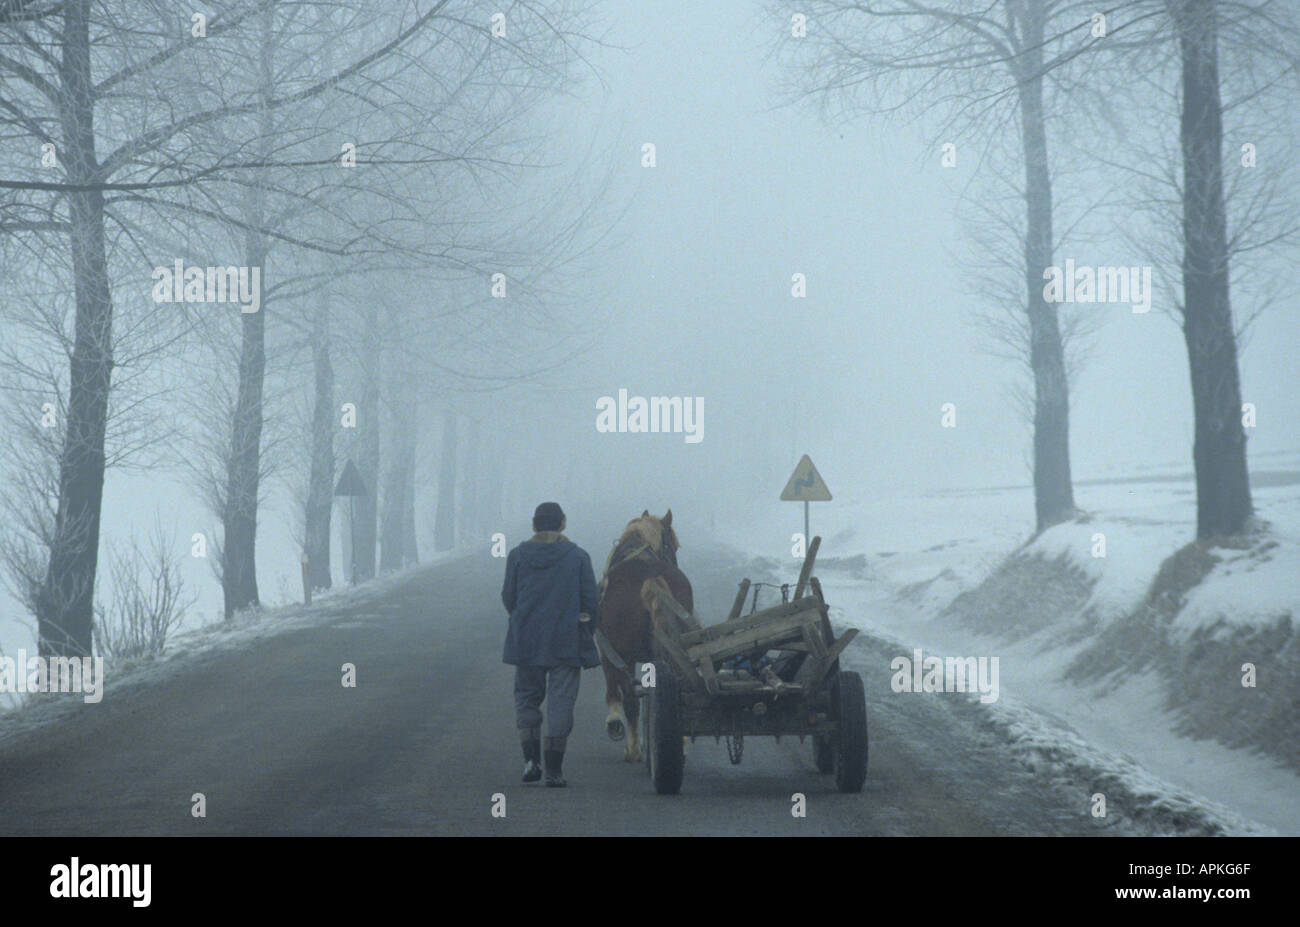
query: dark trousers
514 664 580 751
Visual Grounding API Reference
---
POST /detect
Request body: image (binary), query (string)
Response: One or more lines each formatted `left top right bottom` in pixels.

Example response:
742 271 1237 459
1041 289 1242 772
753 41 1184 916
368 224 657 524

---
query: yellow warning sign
780 454 831 501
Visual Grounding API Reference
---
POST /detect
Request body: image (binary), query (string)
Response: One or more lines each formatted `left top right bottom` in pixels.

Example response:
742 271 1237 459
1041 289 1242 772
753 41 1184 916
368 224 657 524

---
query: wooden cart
636 537 868 795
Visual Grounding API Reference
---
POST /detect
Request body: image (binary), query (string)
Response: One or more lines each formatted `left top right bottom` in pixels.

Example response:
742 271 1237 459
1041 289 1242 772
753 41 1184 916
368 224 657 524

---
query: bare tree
1076 0 1300 538
1170 0 1255 536
0 0 463 650
93 521 195 660
214 0 609 594
957 143 1108 433
303 287 336 589
775 0 1125 531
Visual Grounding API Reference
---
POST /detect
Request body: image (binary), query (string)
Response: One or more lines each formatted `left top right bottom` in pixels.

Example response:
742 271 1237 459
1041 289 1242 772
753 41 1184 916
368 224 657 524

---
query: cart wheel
648 661 684 795
813 734 834 774
833 670 868 793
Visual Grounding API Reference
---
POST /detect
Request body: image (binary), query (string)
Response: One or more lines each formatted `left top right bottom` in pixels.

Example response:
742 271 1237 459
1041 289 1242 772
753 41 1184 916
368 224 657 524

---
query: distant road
0 546 1110 836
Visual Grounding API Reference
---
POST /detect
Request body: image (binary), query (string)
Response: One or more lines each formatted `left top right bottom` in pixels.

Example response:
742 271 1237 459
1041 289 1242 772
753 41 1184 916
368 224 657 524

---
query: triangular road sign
334 459 368 497
780 454 831 501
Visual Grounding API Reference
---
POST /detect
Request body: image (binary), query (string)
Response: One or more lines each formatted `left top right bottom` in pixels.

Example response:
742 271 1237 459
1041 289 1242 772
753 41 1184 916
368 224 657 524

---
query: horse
596 509 694 762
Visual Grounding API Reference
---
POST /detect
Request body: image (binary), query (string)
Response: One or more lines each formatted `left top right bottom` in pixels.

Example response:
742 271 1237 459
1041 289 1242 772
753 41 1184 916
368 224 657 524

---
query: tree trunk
354 371 379 581
304 301 334 590
379 397 416 572
221 232 266 619
379 458 403 572
1017 10 1075 533
221 17 272 619
458 417 480 544
402 441 419 566
401 403 419 566
36 0 111 656
435 408 457 551
1178 0 1252 538
478 427 503 543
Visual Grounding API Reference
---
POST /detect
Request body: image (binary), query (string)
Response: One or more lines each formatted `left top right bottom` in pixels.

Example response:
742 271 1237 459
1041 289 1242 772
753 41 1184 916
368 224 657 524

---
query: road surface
0 544 1110 836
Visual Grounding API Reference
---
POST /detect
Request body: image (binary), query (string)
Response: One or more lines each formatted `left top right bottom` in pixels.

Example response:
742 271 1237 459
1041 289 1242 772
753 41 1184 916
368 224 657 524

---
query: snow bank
1174 534 1300 638
772 460 1300 834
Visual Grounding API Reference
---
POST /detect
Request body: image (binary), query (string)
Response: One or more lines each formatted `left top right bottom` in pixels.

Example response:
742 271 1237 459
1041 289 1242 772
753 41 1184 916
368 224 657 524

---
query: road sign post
780 454 831 547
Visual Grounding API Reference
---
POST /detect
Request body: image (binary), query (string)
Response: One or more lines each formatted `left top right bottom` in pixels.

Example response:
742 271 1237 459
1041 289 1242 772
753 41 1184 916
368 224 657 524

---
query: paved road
0 544 1110 836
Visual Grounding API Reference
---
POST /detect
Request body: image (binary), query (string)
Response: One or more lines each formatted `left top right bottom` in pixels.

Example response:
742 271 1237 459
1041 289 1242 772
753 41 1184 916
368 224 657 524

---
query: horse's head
603 510 683 589
628 508 679 566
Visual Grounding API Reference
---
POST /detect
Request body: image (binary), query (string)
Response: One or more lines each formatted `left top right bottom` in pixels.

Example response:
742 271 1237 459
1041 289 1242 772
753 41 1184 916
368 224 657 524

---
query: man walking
502 502 601 787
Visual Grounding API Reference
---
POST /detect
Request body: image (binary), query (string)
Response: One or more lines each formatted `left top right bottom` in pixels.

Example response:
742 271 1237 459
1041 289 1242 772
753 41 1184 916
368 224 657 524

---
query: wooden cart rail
644 536 858 697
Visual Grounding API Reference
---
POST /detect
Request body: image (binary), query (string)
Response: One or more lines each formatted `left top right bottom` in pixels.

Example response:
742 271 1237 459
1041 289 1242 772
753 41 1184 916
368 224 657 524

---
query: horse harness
595 538 674 679
597 539 671 597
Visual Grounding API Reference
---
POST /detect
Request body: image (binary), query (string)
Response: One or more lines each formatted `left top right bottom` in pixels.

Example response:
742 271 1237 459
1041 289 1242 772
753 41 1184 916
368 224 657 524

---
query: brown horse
596 509 693 762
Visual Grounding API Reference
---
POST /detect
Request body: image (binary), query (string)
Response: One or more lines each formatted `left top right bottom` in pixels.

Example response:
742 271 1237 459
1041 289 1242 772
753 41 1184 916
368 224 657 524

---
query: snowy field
717 448 1300 835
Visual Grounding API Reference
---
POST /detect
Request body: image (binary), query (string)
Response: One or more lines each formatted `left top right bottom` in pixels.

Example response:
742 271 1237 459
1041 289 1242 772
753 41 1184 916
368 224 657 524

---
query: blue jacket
502 533 601 668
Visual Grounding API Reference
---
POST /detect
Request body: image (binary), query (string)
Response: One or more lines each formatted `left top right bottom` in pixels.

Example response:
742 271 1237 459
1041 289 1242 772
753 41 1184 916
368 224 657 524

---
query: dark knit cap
533 502 565 532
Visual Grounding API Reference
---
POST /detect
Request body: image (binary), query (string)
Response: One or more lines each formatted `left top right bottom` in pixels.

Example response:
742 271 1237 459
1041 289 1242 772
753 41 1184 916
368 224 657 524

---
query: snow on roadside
834 615 1279 836
725 459 1300 836
0 550 470 744
1022 516 1177 626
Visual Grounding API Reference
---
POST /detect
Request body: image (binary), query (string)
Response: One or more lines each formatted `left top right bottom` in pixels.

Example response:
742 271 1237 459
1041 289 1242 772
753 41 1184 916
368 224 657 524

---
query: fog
0 0 1295 653
2 0 1298 847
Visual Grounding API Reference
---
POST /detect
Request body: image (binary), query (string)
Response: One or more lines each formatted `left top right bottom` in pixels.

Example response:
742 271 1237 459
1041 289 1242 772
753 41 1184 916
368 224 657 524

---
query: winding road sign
781 454 831 501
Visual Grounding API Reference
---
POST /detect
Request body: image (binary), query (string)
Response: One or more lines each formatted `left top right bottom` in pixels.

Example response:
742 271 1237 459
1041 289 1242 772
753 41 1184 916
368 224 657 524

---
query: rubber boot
543 736 566 787
521 730 542 784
